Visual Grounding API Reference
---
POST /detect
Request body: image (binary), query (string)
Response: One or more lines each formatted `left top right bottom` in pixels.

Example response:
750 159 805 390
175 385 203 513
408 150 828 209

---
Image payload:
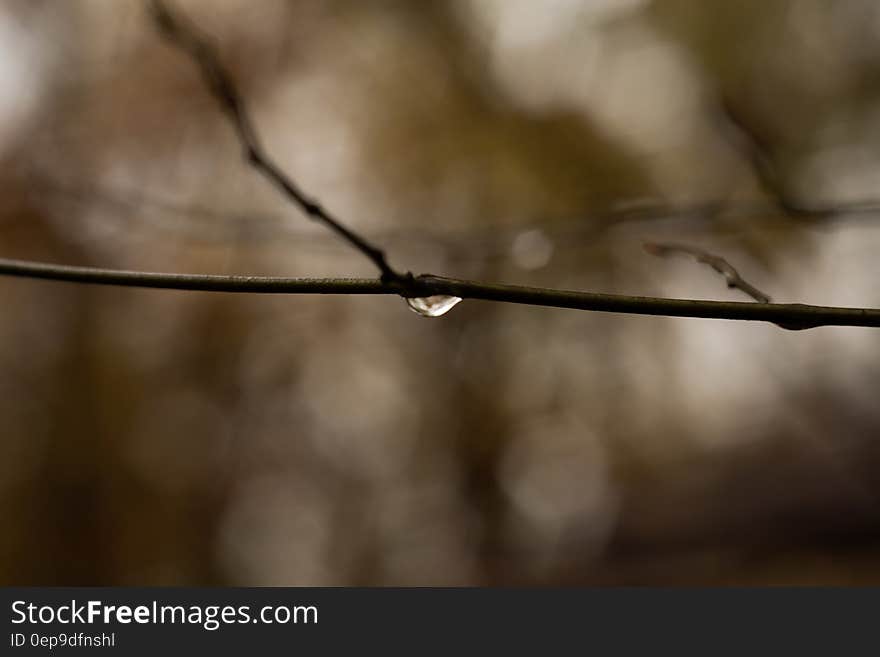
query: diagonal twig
643 241 772 303
148 0 406 283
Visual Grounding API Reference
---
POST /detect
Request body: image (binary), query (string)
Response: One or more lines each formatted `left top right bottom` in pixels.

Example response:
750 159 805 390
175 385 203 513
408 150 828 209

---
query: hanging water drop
405 295 463 317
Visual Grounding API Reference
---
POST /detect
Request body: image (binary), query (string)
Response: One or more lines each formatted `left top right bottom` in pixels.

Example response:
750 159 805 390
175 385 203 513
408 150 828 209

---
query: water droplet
405 295 463 317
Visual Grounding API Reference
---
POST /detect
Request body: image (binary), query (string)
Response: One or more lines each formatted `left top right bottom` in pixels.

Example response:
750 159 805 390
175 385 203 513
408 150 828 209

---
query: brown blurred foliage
1 0 880 585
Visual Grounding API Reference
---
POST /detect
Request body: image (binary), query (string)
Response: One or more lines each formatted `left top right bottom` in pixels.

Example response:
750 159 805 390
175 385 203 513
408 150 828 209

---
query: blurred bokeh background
1 0 880 585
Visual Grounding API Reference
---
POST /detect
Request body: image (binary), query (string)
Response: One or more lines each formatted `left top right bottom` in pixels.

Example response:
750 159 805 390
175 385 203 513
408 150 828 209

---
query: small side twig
643 242 772 304
148 0 406 283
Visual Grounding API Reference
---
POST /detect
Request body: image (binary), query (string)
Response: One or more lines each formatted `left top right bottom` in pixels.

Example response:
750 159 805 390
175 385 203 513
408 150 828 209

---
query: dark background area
1 0 880 585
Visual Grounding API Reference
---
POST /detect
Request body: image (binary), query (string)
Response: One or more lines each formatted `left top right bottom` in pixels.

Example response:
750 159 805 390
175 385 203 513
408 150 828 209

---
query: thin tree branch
31 174 880 246
717 96 854 220
18 6 868 332
148 0 406 283
1 256 878 329
643 242 772 303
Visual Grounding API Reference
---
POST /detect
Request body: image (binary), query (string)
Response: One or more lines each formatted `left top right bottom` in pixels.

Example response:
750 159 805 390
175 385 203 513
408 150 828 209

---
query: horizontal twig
1 257 878 329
